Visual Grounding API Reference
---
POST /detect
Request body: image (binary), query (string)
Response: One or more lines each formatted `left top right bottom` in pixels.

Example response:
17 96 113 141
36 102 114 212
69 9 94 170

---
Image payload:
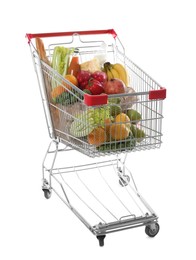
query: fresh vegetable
87 127 106 146
51 46 74 89
83 89 92 95
80 57 101 73
84 78 104 95
89 106 111 126
52 46 74 75
97 137 136 152
67 56 80 77
77 70 91 89
51 74 78 104
55 91 79 106
51 86 65 102
91 71 107 84
70 106 111 137
70 113 94 137
104 78 125 94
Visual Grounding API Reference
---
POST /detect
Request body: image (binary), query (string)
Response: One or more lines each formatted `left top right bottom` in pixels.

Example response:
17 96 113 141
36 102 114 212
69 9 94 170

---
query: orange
62 74 78 91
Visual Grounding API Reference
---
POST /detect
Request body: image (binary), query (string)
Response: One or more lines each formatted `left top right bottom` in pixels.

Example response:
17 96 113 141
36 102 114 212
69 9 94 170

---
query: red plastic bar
84 93 108 106
26 29 117 43
149 87 166 100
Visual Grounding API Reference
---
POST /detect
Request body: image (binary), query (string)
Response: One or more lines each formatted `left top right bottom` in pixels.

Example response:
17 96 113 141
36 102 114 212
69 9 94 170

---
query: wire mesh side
31 39 164 157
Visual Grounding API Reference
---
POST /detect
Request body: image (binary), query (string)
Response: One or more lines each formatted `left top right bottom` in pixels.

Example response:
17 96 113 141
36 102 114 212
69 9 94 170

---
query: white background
1 0 196 259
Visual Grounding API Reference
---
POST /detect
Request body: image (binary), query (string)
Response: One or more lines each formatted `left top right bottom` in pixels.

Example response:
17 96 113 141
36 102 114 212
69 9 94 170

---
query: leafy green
54 91 79 106
51 46 74 89
97 136 136 152
70 106 111 138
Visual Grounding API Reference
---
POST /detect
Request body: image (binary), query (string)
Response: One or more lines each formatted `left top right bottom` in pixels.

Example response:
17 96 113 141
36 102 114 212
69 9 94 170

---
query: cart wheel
97 235 106 247
119 175 130 187
145 222 160 237
43 189 52 199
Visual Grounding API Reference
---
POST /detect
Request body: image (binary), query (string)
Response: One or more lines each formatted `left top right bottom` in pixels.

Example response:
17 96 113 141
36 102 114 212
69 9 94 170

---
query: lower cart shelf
42 141 160 246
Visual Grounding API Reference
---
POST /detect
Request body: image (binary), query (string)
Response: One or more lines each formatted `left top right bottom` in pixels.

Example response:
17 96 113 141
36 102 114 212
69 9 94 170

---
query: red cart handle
149 87 166 100
26 29 117 43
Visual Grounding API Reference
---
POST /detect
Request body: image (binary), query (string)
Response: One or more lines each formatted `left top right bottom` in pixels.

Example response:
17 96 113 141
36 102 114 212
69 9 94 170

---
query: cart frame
26 29 165 246
42 140 159 246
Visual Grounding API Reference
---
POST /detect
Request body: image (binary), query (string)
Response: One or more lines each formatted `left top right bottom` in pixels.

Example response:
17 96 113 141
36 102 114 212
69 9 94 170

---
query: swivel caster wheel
119 175 130 187
42 179 52 199
42 188 52 199
145 222 160 237
97 235 106 247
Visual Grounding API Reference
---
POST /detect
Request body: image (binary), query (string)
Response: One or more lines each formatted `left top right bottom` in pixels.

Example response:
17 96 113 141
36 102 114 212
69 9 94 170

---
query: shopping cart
26 29 166 246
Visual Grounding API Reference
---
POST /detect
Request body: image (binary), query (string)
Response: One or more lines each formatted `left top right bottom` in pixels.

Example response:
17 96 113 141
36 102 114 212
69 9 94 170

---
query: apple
91 71 107 84
77 70 91 89
103 78 125 94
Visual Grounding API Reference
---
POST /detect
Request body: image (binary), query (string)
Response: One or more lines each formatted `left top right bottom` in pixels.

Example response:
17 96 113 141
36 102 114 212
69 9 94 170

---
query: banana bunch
103 62 129 86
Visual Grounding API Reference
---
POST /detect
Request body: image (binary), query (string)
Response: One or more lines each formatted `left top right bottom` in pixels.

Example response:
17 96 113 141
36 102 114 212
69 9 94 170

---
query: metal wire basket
27 29 166 158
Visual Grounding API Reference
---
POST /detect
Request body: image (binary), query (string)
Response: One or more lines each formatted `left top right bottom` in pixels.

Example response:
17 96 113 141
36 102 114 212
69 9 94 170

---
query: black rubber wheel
119 175 130 187
145 222 160 237
97 235 106 247
43 189 52 199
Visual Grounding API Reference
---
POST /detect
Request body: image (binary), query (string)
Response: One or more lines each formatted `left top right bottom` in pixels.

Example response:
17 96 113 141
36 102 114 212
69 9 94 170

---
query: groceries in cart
32 31 165 157
35 37 147 154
